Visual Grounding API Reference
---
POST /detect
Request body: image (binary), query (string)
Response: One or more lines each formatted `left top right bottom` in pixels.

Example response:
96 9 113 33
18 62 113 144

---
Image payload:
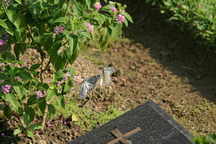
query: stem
42 96 57 130
42 105 48 130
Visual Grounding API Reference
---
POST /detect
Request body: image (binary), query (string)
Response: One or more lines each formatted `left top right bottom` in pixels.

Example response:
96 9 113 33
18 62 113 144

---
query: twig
42 105 48 130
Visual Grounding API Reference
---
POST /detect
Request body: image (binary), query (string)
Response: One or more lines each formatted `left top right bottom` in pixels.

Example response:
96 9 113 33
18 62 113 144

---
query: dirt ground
1 2 216 144
80 2 216 137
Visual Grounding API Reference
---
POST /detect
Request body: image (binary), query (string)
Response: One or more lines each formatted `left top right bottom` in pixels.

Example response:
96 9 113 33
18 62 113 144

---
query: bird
101 66 116 86
79 66 116 99
80 74 101 99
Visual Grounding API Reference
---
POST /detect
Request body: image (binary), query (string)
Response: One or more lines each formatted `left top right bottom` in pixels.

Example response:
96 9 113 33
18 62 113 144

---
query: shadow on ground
0 119 20 144
118 0 216 103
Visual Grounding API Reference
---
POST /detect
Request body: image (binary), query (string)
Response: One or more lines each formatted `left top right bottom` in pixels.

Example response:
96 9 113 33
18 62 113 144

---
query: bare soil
77 1 216 138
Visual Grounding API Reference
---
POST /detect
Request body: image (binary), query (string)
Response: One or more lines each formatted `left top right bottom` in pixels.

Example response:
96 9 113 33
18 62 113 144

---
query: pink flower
116 14 126 24
1 84 12 94
54 26 64 34
36 91 44 98
0 40 5 46
94 2 102 11
110 6 117 13
85 23 94 33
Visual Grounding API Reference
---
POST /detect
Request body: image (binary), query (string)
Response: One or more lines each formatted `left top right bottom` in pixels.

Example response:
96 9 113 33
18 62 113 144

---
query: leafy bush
0 61 75 137
0 0 132 139
0 0 132 70
144 0 216 46
162 0 216 44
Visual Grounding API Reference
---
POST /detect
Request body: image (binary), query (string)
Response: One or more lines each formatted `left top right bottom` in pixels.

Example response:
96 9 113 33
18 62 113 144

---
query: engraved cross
107 127 142 144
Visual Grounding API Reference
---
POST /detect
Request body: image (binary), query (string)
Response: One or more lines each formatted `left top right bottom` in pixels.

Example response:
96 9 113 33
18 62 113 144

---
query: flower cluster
85 2 127 34
0 40 6 46
85 23 94 33
116 14 125 24
54 26 65 34
36 91 44 99
93 2 126 24
94 2 102 11
110 6 118 13
1 84 12 94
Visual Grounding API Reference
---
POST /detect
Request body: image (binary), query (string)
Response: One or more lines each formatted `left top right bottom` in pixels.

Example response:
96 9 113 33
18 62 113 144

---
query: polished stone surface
69 101 194 144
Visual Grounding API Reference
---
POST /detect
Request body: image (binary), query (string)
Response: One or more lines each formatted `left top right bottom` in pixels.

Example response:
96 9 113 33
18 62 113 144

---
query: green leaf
79 31 91 39
123 12 133 23
48 104 56 118
28 123 42 131
3 105 12 118
15 0 22 4
0 19 14 35
53 96 65 113
18 69 32 80
94 14 106 25
14 43 27 58
13 128 22 135
99 28 110 49
46 88 56 102
3 94 20 113
67 35 79 63
64 80 73 93
0 19 9 30
26 130 34 138
85 0 92 9
27 95 38 105
30 64 40 71
23 107 35 125
52 17 65 24
13 86 25 100
54 70 64 81
67 35 78 59
6 9 23 30
38 99 46 113
48 43 67 70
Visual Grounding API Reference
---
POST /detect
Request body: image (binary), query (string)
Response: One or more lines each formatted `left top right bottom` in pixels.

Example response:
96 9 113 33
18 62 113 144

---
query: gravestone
69 101 194 144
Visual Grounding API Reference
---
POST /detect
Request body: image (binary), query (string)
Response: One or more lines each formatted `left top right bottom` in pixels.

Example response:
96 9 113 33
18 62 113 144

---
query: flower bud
94 2 102 11
85 23 94 33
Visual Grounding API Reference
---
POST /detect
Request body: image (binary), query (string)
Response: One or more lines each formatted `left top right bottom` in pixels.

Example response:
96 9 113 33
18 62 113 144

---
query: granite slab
69 101 194 144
